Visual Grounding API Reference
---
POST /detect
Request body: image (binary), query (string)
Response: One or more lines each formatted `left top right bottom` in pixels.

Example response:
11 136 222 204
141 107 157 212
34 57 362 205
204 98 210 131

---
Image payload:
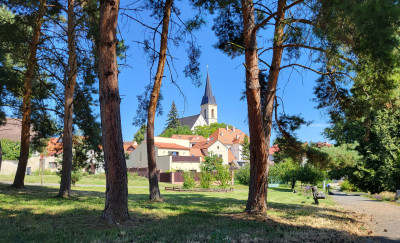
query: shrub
127 172 138 180
216 164 231 188
183 171 196 189
71 170 83 185
235 163 250 185
32 169 57 176
199 171 213 189
340 179 358 192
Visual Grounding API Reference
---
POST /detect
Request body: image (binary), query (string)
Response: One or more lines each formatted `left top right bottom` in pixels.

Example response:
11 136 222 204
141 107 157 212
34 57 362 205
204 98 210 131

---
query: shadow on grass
0 183 388 242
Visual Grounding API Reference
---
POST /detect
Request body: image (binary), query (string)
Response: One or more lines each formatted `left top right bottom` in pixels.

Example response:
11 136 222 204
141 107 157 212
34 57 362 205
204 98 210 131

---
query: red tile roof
123 142 138 154
228 149 235 162
208 127 247 145
145 142 190 150
171 134 207 143
190 139 218 149
269 144 279 155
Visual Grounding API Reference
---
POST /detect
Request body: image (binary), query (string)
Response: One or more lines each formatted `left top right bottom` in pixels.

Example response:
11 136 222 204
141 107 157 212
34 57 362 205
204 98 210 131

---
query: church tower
200 71 217 125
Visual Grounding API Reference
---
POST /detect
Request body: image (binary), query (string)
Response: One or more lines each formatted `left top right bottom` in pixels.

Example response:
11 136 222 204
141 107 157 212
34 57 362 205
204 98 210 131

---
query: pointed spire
201 69 217 105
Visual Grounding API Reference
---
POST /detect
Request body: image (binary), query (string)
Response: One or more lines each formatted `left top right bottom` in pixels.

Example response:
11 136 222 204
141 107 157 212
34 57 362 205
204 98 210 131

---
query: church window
204 109 206 118
211 109 214 118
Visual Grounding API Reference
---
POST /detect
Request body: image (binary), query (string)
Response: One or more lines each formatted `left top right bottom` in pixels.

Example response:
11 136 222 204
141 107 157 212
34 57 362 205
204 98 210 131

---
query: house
190 139 232 165
208 126 247 161
123 141 138 154
170 134 207 147
179 71 218 130
126 137 203 172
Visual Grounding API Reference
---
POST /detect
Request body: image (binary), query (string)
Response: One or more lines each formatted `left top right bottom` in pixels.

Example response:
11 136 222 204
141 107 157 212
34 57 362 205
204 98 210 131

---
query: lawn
0 177 373 242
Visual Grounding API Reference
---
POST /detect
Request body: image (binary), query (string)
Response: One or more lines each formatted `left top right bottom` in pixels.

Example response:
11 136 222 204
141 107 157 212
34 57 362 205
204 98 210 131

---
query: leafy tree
165 101 180 130
0 139 21 160
133 124 147 145
194 123 232 138
191 0 400 214
159 125 193 138
241 135 250 160
269 158 300 190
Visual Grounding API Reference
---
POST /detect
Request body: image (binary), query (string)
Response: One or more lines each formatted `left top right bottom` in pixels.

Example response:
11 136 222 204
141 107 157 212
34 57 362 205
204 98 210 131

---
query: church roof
200 71 217 105
178 114 202 129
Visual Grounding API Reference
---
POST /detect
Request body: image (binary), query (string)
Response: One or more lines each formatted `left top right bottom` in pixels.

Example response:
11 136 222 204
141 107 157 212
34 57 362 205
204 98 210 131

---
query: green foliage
199 171 213 189
240 135 250 160
159 125 193 137
215 163 230 188
297 165 324 186
165 101 180 130
182 171 196 189
194 123 232 138
71 170 83 186
134 124 147 145
72 137 89 172
32 169 57 176
340 180 358 192
0 139 20 160
127 172 138 180
269 158 300 189
235 163 250 185
201 153 223 172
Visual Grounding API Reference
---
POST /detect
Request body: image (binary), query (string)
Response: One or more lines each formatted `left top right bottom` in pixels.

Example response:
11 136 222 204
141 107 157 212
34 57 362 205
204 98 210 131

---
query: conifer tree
165 101 180 130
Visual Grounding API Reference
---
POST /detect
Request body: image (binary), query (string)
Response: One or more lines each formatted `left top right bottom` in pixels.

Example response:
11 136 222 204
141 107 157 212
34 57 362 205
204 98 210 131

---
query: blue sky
116 3 332 144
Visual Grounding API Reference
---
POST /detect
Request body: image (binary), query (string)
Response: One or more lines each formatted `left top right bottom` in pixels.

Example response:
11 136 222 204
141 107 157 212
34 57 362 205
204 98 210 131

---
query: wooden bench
311 186 325 205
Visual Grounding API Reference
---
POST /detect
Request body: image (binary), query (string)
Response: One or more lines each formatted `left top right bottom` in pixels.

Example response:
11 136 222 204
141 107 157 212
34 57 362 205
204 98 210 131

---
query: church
179 71 218 130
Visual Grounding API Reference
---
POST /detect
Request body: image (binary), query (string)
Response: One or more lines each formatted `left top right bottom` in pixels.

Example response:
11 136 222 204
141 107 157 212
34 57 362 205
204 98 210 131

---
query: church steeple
200 69 218 125
201 71 217 105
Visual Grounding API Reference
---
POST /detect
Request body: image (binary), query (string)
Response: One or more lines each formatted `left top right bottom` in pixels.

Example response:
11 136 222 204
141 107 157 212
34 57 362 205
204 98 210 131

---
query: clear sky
116 3 332 144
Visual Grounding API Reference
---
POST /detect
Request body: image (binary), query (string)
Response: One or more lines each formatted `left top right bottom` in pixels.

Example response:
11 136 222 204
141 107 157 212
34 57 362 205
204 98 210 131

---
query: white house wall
208 141 229 164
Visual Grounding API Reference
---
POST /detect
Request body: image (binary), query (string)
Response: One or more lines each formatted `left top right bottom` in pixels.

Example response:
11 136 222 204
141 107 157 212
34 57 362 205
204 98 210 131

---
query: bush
32 169 57 176
216 164 231 188
183 171 196 189
340 179 358 192
71 170 83 185
199 171 213 189
127 172 138 180
235 163 250 185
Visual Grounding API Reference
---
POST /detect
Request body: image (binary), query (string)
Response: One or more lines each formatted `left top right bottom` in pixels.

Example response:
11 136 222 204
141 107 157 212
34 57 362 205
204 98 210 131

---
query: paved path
330 189 400 242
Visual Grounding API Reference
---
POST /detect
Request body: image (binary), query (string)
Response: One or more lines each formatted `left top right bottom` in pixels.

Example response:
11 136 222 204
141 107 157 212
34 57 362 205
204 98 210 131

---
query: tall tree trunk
146 0 172 202
58 0 78 198
0 140 2 172
261 0 286 201
98 0 129 224
242 0 269 214
12 0 47 189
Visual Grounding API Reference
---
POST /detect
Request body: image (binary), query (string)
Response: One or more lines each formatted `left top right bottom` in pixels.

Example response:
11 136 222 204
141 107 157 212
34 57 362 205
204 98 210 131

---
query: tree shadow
0 183 393 242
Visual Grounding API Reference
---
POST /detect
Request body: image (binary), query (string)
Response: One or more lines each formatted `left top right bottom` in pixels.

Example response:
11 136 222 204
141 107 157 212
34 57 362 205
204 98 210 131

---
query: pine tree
165 101 180 130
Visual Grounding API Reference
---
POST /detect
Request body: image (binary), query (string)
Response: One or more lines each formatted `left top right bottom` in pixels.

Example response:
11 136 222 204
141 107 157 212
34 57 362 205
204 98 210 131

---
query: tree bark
146 0 172 202
241 0 269 214
0 140 2 172
98 0 129 224
12 0 47 189
261 0 286 201
58 0 78 198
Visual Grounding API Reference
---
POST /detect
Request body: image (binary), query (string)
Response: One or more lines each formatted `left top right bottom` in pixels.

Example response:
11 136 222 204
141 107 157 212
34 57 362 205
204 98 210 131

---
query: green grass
0 178 372 242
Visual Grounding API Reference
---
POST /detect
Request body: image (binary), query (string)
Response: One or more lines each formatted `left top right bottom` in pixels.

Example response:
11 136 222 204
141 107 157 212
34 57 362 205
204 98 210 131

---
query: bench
311 186 325 205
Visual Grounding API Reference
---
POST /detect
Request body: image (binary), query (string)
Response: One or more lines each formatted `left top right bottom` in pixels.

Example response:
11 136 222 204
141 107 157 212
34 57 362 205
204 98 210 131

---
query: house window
48 162 57 169
211 109 214 118
217 146 220 149
128 147 134 151
169 151 179 156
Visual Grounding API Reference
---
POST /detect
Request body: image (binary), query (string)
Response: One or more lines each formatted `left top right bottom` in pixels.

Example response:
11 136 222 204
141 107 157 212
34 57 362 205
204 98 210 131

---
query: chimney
226 125 229 130
207 137 210 141
236 135 239 140
221 132 223 137
233 126 235 132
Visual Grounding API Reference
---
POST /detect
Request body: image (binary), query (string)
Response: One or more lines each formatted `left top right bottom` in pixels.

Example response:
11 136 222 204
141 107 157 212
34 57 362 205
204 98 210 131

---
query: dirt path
330 189 400 242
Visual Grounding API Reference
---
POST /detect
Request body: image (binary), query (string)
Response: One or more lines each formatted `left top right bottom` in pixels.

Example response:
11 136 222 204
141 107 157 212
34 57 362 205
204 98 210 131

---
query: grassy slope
0 178 372 242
